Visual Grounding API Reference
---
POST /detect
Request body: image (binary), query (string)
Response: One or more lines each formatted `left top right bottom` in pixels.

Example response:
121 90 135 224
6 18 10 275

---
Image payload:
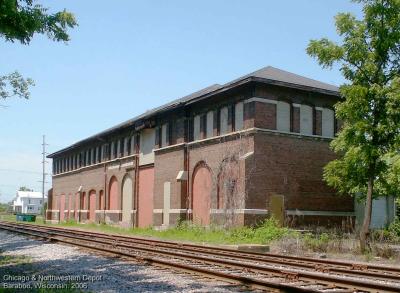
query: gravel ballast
0 230 244 292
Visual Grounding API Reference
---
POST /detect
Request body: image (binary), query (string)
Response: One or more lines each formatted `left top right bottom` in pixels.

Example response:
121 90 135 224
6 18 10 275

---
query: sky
0 0 363 203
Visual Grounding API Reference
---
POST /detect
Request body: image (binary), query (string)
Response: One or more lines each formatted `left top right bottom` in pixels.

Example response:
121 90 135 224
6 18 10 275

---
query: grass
0 213 45 223
1 212 399 260
0 213 289 244
0 254 32 266
56 218 289 245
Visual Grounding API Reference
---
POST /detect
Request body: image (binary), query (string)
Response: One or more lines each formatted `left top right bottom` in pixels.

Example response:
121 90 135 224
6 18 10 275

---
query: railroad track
1 221 399 292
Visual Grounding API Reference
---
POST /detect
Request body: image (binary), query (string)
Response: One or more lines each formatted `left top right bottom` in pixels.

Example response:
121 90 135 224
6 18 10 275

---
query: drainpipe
77 186 82 223
184 112 191 222
134 133 140 227
103 163 107 224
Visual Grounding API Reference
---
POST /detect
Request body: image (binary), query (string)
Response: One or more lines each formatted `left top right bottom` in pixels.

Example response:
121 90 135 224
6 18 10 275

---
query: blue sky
0 0 362 202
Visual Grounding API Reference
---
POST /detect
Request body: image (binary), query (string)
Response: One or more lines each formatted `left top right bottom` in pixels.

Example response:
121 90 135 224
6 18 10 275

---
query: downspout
134 133 140 227
103 163 107 223
185 111 191 221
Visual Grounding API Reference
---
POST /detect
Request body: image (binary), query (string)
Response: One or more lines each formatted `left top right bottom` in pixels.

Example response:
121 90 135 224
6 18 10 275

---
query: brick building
46 66 354 228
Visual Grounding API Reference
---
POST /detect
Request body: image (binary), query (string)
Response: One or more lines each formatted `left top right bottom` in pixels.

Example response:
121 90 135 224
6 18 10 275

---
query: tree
0 0 77 101
18 186 33 191
307 0 400 252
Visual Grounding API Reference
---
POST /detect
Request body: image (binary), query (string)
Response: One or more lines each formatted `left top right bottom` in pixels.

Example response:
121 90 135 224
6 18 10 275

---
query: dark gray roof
233 66 339 92
48 66 338 158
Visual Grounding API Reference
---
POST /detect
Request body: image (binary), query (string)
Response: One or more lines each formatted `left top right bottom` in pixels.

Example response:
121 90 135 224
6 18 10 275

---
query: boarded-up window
235 102 244 131
193 115 201 140
139 128 156 165
322 108 334 137
220 106 229 135
161 123 168 147
277 101 290 132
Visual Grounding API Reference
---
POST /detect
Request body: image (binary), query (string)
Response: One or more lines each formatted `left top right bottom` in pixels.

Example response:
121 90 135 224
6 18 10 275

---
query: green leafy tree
18 186 33 191
0 0 77 101
307 0 400 252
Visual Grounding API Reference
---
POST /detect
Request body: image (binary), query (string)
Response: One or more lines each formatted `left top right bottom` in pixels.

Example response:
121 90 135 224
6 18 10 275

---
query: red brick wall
315 109 322 135
50 157 136 224
154 146 186 210
249 132 353 213
188 134 254 225
254 102 277 130
292 106 300 133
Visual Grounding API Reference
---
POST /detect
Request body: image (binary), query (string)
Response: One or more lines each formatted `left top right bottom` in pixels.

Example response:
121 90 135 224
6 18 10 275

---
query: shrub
302 232 330 252
388 218 400 238
253 218 289 243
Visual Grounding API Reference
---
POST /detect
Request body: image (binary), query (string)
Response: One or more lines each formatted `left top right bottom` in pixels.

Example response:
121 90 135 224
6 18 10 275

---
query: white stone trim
46 209 59 212
104 210 121 213
292 103 301 107
286 210 355 217
210 209 268 215
108 164 120 170
154 143 186 153
187 128 251 146
244 97 278 104
315 106 324 111
46 220 59 224
254 127 333 140
153 209 187 214
119 160 135 168
239 152 254 160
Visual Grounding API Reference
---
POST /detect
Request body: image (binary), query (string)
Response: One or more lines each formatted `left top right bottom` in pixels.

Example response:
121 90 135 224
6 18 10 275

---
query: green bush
388 218 400 238
303 232 330 252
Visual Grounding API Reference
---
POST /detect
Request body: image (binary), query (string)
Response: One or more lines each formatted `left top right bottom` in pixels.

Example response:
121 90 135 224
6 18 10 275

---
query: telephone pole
40 135 48 216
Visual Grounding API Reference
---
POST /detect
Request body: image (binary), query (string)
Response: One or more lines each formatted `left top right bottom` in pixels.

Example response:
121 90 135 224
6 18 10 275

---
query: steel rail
4 221 400 281
1 222 400 292
0 223 317 293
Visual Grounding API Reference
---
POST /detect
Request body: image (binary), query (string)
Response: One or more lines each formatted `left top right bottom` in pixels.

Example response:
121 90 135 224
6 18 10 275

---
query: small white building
13 191 47 214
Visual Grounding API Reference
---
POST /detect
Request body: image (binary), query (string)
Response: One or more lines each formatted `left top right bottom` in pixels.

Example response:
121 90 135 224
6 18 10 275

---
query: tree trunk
360 177 374 253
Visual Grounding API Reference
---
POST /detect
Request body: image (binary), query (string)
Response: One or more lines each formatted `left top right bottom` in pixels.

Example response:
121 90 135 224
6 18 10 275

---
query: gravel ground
0 231 246 292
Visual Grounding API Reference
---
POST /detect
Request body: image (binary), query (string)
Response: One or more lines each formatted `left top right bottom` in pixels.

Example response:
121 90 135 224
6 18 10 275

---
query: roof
16 191 46 199
231 66 339 93
48 66 339 158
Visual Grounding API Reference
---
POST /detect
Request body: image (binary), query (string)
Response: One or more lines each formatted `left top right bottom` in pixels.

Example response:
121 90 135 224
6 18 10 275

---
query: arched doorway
59 194 65 222
109 177 118 210
89 190 96 221
122 176 133 224
192 162 212 225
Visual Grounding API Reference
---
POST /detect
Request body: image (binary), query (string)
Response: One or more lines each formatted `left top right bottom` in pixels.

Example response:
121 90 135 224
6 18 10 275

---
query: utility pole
40 135 48 217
